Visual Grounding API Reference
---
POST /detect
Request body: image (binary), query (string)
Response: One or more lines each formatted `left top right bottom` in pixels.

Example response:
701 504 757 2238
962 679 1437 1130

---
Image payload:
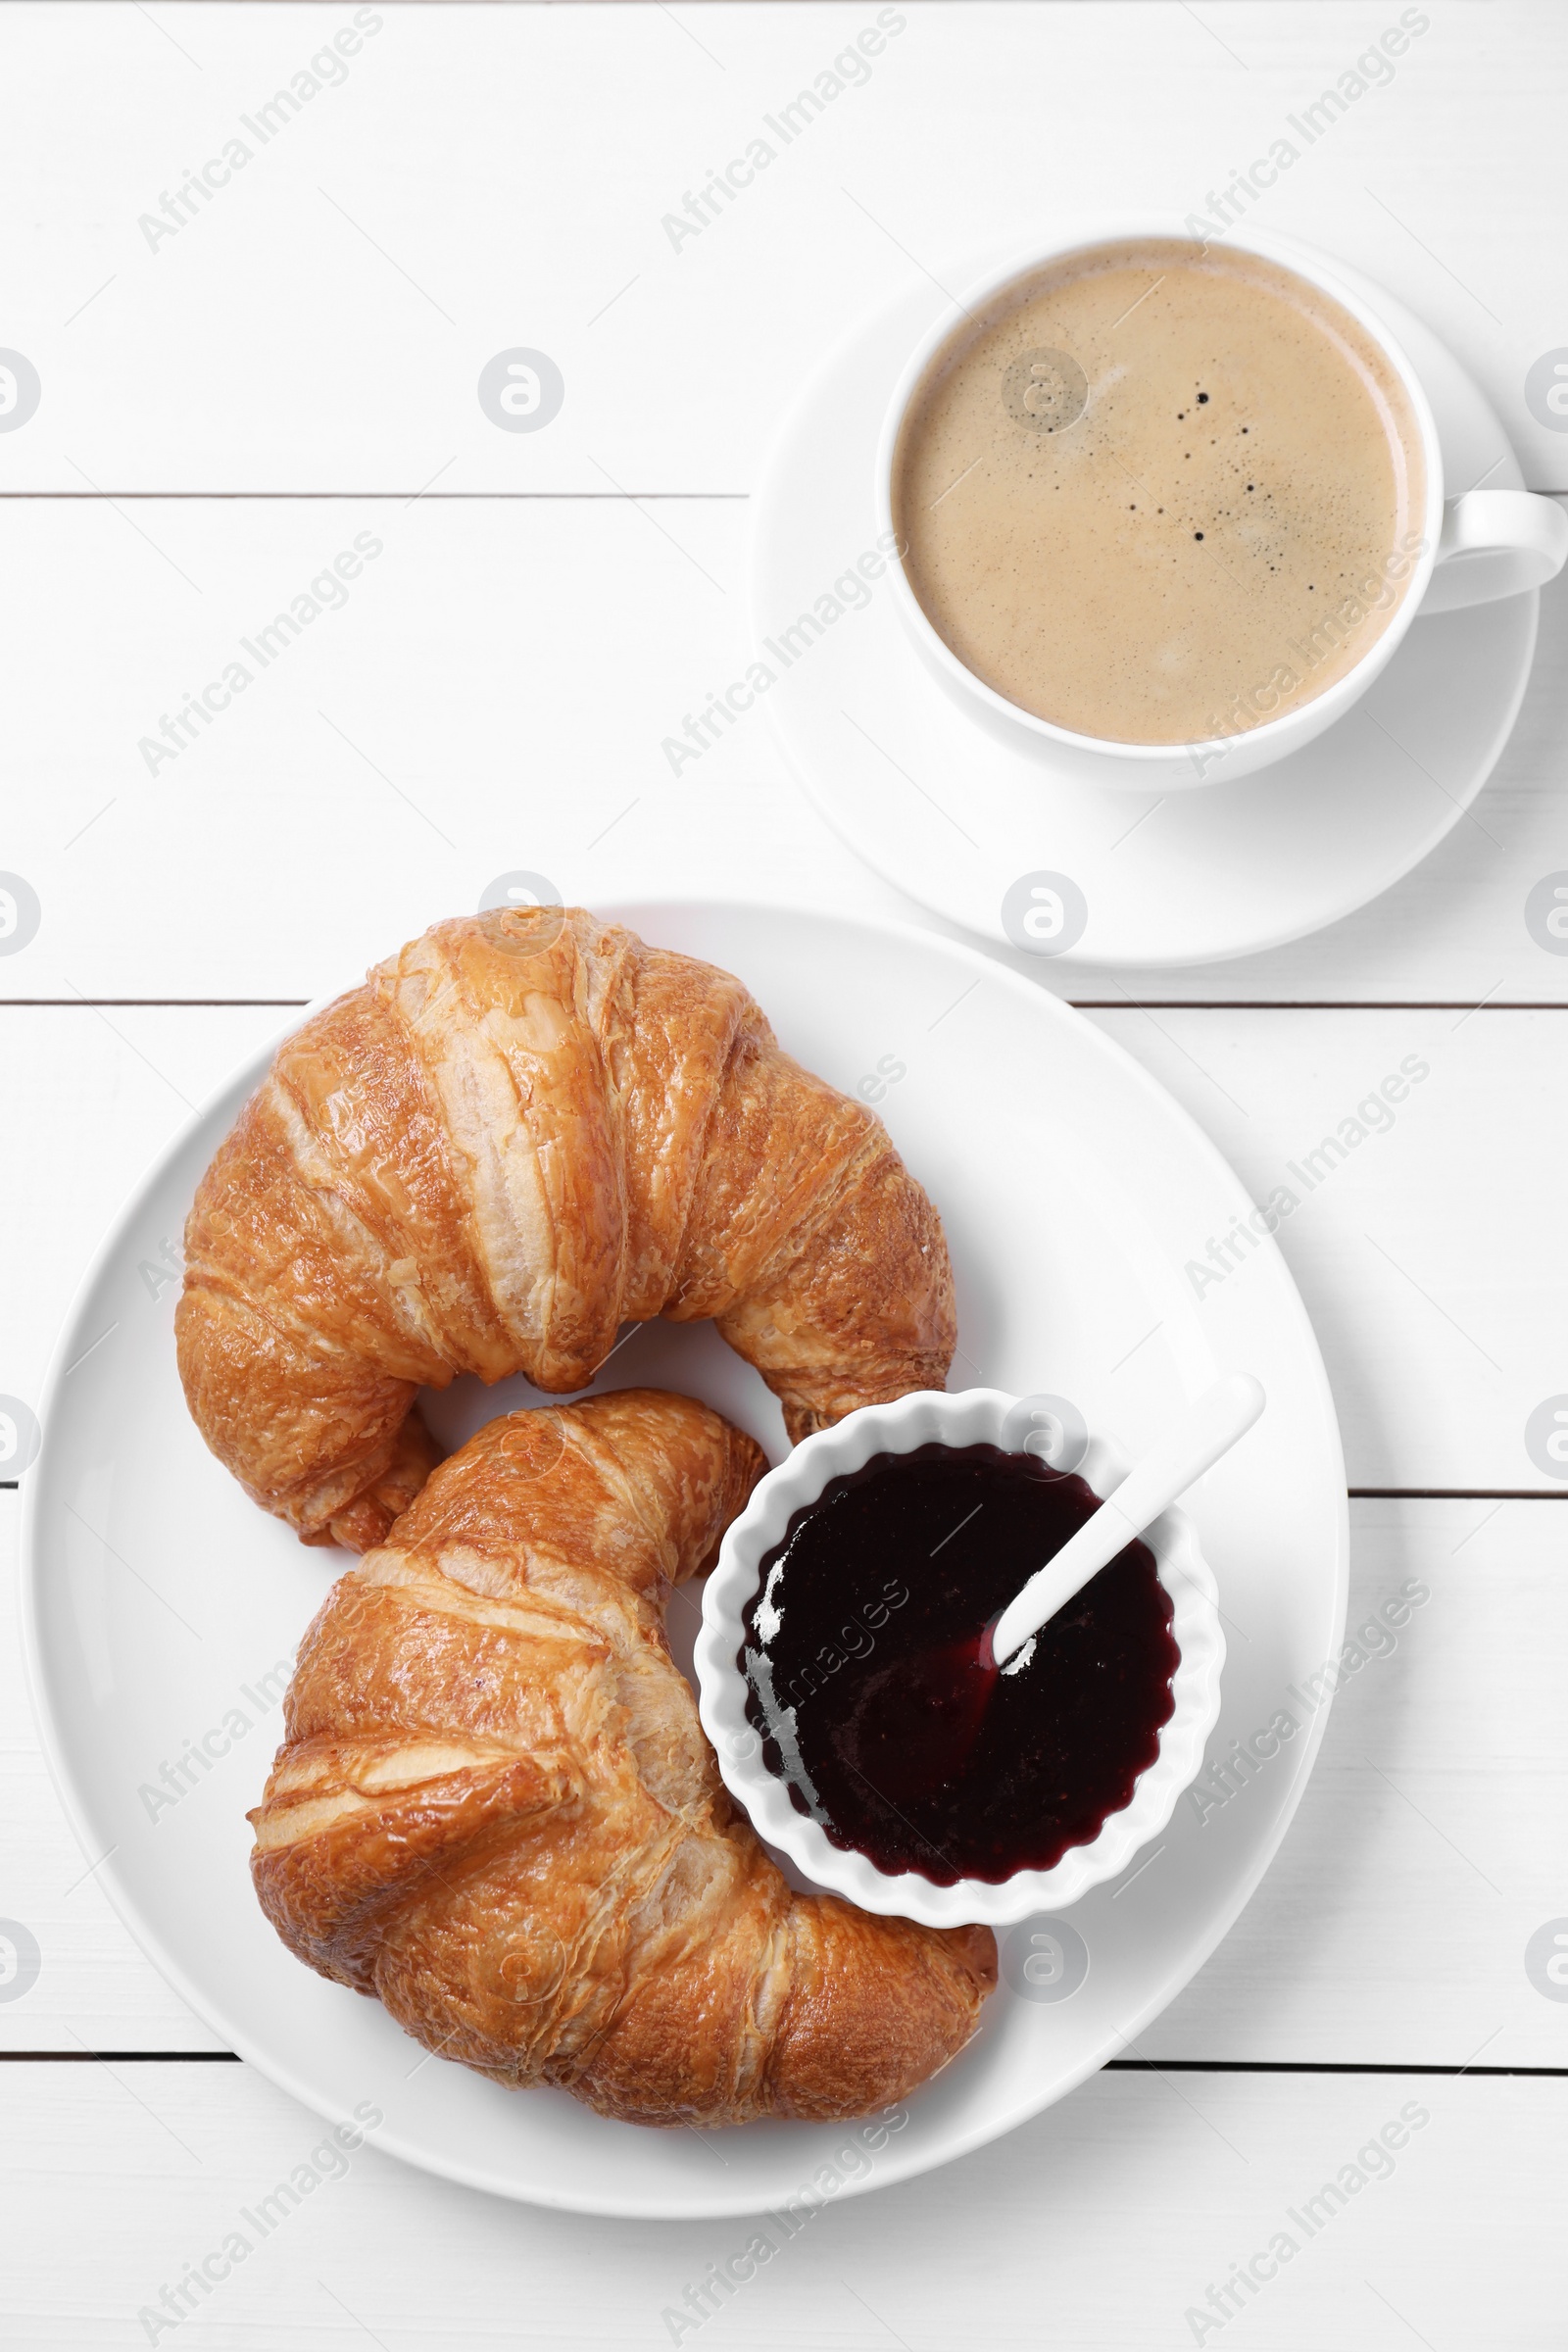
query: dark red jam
740 1443 1179 1886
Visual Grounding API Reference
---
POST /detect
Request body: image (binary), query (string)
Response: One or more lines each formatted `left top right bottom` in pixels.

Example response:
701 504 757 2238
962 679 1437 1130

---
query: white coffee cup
875 220 1568 791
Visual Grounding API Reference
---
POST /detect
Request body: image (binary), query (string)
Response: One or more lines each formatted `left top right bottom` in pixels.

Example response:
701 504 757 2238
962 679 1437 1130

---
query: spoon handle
989 1374 1264 1668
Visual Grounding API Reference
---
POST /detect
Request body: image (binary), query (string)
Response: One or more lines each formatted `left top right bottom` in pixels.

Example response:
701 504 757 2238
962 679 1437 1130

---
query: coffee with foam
891 239 1427 748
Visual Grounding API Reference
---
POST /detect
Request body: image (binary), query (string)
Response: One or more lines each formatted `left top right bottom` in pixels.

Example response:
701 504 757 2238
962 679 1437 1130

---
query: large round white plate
751 247 1538 965
23 903 1347 2217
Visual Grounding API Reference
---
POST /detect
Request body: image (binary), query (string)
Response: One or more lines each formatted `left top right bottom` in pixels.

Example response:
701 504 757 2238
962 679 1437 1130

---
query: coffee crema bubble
891 237 1427 747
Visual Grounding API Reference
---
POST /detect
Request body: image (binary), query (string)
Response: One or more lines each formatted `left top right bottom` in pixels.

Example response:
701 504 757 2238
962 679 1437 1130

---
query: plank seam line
8 1000 1568 1013
0 491 751 503
3 1484 1561 1502
0 1001 313 1009
0 2051 242 2063
0 489 1560 503
1 2053 1560 2077
1071 1002 1568 1011
1348 1488 1568 1499
1104 2061 1568 2078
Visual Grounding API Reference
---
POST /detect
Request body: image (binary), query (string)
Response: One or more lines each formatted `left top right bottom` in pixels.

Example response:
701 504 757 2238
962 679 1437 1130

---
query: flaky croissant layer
250 1393 996 2126
178 908 956 1549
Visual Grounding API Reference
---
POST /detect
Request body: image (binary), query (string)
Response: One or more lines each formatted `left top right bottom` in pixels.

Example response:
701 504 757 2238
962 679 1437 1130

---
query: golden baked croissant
178 907 956 1550
250 1391 996 2126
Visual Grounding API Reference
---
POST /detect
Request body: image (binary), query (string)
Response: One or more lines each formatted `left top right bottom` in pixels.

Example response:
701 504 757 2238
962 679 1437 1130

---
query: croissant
250 1390 996 2126
177 907 956 1550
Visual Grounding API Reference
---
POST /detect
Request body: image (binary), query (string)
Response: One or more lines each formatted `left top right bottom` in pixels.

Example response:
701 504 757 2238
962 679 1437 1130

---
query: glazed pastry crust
178 909 956 1547
250 1392 996 2127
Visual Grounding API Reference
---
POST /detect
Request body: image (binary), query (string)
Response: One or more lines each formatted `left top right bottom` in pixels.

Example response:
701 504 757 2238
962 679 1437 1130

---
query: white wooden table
3 5 1565 2344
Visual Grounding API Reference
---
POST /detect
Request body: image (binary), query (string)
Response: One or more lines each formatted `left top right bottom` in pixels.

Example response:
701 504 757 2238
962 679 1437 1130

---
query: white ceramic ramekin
695 1388 1225 1930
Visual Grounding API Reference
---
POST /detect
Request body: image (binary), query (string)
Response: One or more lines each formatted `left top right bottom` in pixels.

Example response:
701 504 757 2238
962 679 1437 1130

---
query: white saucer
24 903 1347 2217
751 250 1538 967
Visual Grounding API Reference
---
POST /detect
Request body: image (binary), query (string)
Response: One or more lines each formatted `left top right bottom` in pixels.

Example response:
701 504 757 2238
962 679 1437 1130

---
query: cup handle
1417 488 1568 614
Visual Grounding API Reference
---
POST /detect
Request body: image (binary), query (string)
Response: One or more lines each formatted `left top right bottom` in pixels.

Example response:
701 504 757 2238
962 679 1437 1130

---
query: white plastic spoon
827 1374 1267 1800
987 1373 1266 1669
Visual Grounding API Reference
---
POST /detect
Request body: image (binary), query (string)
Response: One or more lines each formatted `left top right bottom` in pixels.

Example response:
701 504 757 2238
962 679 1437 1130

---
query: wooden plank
2 5 1567 490
0 1007 290 1401
1082 1005 1568 1494
6 1498 1562 2064
1152 1497 1568 2065
0 2060 1560 2345
11 1492 1562 2063
0 499 1565 1005
0 497 913 1007
4 1000 1566 1492
0 1007 285 2054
